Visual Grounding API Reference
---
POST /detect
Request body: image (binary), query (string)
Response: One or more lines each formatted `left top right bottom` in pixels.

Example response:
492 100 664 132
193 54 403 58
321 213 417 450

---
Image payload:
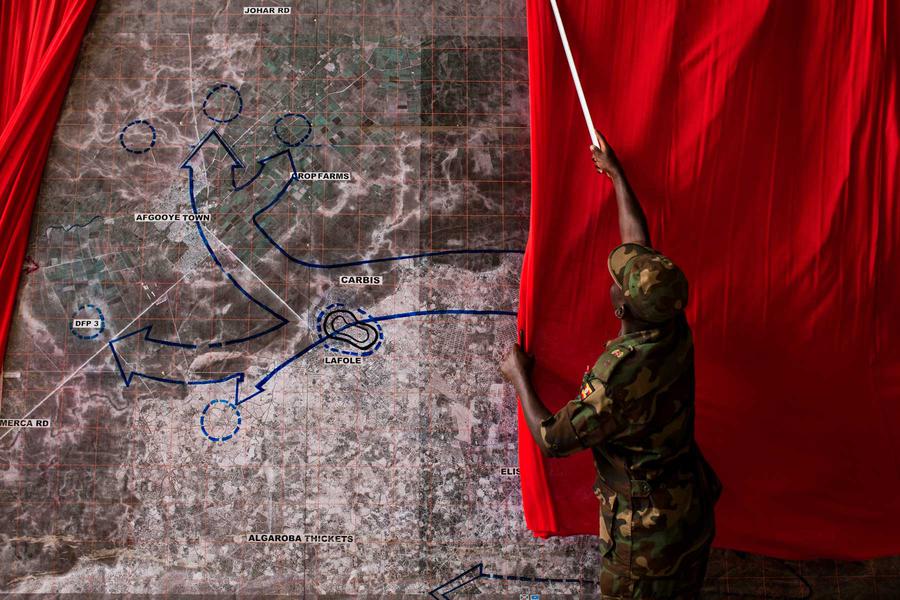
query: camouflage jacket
539 314 722 577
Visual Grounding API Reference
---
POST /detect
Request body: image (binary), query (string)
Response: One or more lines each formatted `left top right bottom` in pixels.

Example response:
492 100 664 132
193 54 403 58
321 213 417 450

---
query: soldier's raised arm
590 130 651 247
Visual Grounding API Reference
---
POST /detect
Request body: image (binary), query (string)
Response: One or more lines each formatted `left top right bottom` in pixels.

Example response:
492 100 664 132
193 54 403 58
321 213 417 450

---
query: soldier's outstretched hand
500 343 534 384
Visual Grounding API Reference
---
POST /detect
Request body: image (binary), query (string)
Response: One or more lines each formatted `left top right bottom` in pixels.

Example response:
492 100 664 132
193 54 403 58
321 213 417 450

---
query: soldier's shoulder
591 339 637 383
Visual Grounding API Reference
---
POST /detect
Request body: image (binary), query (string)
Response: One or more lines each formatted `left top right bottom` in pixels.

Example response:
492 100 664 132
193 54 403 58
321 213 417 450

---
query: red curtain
519 0 899 560
0 0 96 367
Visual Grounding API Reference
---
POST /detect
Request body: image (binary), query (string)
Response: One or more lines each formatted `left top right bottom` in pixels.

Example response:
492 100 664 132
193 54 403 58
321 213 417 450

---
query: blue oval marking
273 112 312 147
70 304 106 340
200 399 242 443
119 120 156 154
202 83 243 124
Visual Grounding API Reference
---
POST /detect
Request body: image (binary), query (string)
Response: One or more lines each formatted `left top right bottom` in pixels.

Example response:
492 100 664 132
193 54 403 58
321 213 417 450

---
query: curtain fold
520 0 899 559
0 0 96 368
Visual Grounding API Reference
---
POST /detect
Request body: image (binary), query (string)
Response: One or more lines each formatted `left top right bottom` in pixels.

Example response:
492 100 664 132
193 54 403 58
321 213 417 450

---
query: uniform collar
605 314 685 350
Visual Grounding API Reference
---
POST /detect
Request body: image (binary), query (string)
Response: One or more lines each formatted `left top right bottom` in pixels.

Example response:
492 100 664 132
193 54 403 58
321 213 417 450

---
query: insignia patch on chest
611 348 625 358
580 380 596 399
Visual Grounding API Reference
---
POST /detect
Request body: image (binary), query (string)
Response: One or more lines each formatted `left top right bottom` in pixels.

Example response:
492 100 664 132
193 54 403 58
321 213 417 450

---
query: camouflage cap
607 243 688 323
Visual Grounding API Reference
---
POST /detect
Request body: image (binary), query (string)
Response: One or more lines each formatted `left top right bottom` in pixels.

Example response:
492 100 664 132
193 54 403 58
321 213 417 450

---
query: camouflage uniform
539 243 722 599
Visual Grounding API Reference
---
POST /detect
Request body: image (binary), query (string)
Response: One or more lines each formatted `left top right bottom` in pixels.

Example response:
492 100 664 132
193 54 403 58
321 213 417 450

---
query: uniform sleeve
539 379 621 457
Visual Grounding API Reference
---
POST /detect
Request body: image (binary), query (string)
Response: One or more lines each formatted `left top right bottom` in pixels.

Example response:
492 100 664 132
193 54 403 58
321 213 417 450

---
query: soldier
500 131 722 599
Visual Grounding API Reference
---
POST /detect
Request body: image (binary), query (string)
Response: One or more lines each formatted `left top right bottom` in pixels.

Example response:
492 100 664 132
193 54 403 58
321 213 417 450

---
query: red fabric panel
520 0 899 559
0 0 96 368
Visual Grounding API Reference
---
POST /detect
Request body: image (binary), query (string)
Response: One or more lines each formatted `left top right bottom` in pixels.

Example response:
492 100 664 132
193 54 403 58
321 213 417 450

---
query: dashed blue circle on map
273 112 313 147
316 303 384 357
70 304 106 340
202 83 243 123
200 399 242 442
119 120 156 154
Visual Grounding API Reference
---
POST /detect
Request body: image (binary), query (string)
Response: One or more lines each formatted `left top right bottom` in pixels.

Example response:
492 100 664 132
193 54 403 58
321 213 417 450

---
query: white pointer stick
549 0 600 147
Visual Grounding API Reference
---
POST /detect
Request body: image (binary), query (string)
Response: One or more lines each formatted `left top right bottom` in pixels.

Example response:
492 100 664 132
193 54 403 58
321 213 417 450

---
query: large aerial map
0 1 601 596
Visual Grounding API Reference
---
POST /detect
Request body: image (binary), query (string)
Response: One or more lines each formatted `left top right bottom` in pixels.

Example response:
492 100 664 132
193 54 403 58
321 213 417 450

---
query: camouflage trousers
598 544 711 599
